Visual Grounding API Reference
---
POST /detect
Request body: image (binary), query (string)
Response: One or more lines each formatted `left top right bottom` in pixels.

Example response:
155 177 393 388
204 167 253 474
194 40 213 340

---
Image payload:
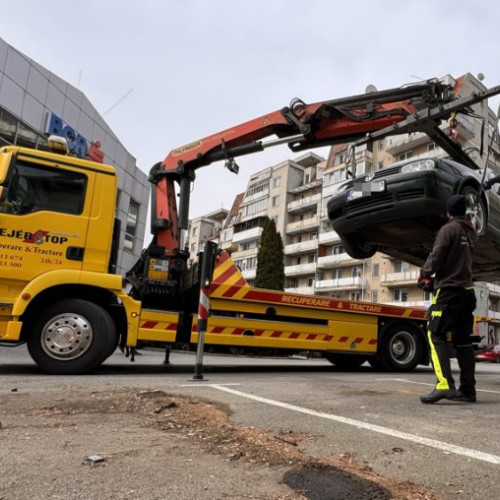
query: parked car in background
475 347 500 363
327 157 500 281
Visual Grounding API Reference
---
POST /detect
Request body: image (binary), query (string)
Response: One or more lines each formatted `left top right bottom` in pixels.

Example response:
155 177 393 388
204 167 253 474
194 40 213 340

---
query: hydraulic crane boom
127 74 500 305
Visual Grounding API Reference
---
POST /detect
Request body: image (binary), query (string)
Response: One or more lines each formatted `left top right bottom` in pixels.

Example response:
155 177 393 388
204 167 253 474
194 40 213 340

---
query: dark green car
327 157 500 281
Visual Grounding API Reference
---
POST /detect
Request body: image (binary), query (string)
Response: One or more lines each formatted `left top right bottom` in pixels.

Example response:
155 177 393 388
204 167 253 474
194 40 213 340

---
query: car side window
2 160 87 215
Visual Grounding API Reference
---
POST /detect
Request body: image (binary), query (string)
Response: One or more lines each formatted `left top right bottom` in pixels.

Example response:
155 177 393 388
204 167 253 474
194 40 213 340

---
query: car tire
341 235 376 259
461 185 487 235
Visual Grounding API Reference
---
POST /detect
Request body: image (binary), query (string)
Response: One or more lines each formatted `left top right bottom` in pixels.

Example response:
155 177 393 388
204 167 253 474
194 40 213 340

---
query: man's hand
417 274 435 292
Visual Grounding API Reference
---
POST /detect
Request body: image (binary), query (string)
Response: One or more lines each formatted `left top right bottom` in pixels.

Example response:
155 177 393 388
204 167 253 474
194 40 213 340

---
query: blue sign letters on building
45 113 89 158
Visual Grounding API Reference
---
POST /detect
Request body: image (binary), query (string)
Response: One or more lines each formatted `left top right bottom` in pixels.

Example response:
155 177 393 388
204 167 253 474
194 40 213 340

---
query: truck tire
26 299 117 375
324 353 367 370
375 322 424 372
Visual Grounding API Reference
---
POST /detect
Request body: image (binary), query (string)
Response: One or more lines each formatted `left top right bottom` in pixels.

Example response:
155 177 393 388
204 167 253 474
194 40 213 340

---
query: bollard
193 241 217 380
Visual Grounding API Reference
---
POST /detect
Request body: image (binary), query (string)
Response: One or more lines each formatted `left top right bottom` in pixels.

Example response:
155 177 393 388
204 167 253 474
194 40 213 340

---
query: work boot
449 390 476 403
419 388 457 404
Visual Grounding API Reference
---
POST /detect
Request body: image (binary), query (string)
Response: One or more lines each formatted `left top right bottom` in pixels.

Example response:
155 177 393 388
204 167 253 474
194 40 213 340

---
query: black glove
484 175 500 190
417 274 435 292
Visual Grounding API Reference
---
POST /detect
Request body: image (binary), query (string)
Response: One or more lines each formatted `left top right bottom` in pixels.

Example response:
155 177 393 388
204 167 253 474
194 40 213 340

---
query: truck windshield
1 159 87 215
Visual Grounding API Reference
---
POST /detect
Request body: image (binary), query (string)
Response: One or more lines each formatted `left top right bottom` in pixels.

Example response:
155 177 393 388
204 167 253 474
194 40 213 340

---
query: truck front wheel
27 299 117 375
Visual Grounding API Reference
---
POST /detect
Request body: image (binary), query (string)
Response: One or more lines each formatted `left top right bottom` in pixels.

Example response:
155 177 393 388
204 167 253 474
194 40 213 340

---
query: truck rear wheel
375 322 424 372
27 299 117 375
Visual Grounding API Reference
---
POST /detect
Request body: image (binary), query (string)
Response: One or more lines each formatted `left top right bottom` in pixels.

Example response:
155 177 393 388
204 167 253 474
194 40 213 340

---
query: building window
307 277 315 287
272 195 280 207
192 226 198 236
308 253 317 263
371 290 378 303
351 266 362 278
243 198 269 216
334 152 345 166
398 151 413 161
124 199 140 252
394 260 410 273
372 263 379 278
333 245 344 255
427 142 436 152
332 268 341 280
350 291 361 301
272 176 281 188
246 179 269 197
394 288 408 302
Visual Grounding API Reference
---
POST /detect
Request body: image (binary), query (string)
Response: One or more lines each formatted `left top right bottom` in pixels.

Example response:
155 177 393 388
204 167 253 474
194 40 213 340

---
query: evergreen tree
254 218 285 290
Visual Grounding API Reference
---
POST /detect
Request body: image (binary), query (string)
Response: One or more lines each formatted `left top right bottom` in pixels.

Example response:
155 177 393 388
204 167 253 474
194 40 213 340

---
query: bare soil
0 387 440 499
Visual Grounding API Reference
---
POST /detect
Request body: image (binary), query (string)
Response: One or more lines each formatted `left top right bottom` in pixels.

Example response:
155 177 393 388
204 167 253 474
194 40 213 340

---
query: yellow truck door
0 153 93 294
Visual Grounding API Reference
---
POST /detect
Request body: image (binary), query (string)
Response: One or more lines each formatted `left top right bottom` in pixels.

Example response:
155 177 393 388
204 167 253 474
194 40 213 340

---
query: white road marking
376 378 500 394
195 384 500 465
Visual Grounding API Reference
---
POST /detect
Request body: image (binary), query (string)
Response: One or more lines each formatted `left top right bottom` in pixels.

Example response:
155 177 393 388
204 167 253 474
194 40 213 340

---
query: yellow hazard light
47 135 69 155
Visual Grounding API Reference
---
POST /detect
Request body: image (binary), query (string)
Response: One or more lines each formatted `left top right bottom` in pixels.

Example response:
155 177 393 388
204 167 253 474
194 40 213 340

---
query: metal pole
193 241 218 380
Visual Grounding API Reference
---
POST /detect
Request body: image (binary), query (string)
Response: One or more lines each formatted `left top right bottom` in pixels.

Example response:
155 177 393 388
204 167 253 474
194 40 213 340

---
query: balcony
315 277 366 292
384 131 430 156
287 193 321 213
284 239 319 255
242 189 269 204
380 271 419 286
487 283 500 298
231 248 258 260
284 286 315 295
386 300 427 308
319 230 341 245
286 216 320 234
232 226 263 244
487 310 500 321
317 253 362 268
384 116 474 156
285 262 317 276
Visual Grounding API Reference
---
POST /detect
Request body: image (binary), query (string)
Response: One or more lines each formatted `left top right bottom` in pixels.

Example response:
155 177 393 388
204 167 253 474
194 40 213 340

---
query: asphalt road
1 344 499 499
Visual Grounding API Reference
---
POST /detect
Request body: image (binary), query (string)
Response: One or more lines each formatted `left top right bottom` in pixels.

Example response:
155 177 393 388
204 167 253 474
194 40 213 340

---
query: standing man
418 194 478 404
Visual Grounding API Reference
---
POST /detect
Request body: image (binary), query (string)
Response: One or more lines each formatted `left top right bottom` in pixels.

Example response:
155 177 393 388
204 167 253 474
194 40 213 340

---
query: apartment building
187 208 228 266
284 155 325 295
228 154 322 285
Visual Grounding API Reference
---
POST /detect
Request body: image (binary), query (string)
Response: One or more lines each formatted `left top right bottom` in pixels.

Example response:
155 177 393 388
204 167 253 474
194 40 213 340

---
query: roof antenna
103 88 134 116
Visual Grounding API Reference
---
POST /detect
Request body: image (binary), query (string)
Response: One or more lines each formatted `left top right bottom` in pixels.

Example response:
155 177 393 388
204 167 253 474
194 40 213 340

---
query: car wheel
341 235 376 259
461 185 486 235
27 299 117 374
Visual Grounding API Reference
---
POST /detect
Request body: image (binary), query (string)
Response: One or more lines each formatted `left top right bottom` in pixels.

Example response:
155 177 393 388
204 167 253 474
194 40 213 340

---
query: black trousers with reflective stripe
427 287 476 395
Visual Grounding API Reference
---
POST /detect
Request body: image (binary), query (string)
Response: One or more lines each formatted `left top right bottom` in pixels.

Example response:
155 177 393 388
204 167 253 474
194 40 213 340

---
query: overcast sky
3 1 500 219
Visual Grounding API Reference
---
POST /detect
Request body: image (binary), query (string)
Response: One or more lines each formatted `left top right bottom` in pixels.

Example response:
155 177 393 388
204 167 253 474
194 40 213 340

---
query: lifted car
326 157 500 281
